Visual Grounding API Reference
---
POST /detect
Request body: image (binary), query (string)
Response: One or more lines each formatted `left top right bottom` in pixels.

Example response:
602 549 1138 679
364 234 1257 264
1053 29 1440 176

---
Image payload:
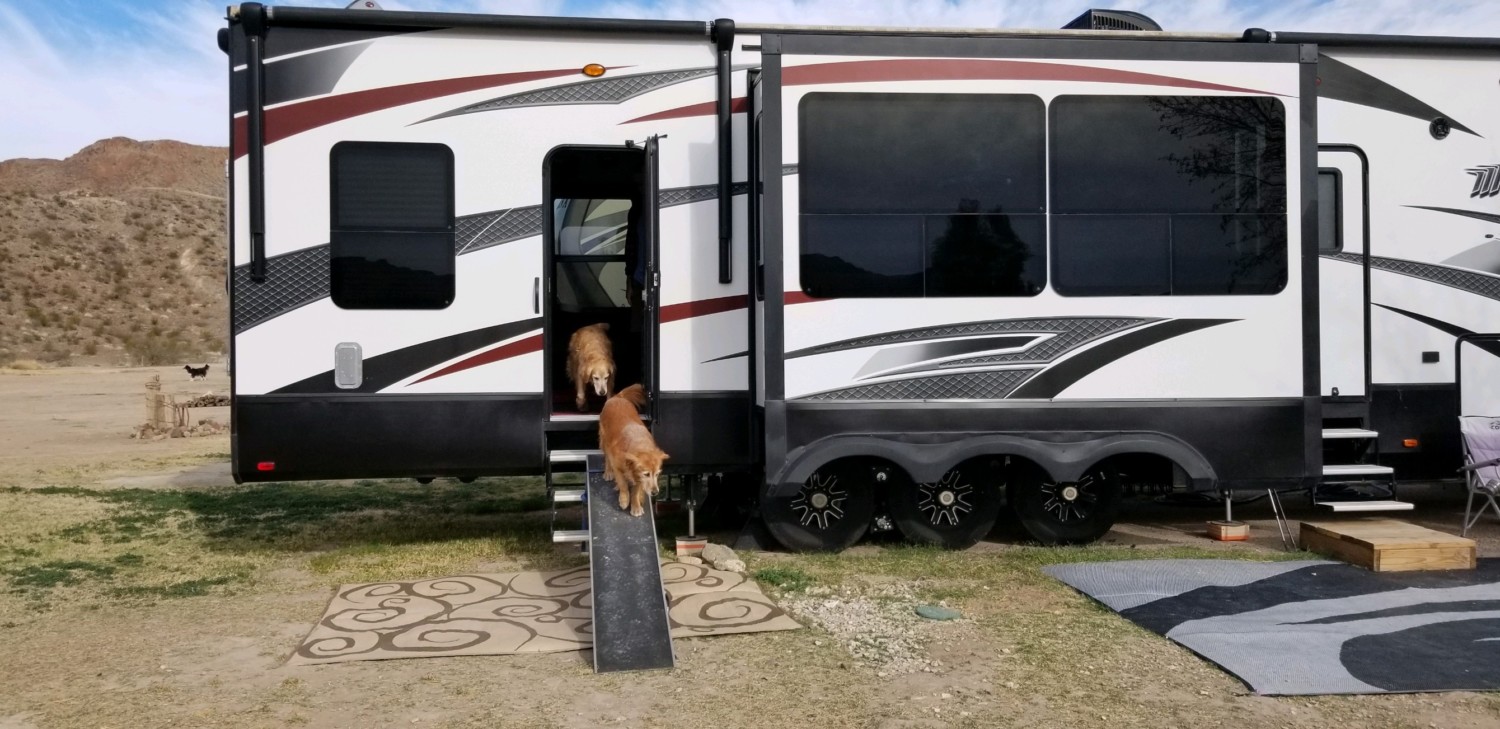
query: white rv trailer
222 4 1500 552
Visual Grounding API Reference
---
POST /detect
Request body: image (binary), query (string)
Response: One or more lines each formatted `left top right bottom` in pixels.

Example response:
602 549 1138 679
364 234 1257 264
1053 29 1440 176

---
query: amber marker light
1403 438 1420 448
583 64 606 77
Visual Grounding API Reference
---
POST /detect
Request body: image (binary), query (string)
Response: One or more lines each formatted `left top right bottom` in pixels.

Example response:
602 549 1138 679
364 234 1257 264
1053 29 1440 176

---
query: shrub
124 335 188 366
5 359 44 371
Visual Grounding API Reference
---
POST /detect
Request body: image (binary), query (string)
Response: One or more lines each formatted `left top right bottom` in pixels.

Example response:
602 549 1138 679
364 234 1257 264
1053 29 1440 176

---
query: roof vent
1062 9 1163 31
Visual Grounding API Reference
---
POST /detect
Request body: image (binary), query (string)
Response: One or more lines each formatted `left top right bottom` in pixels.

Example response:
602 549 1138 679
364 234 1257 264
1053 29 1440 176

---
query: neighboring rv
222 3 1500 552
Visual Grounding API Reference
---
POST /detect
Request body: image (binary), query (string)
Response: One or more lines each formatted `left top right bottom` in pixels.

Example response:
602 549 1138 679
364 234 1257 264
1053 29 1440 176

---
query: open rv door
642 135 662 424
1318 147 1370 400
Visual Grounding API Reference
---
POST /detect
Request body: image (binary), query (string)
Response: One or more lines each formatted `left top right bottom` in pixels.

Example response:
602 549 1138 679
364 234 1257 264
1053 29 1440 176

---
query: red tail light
257 461 276 471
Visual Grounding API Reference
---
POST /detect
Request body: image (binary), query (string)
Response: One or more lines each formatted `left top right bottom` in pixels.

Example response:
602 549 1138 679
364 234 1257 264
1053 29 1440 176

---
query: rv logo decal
1467 165 1500 198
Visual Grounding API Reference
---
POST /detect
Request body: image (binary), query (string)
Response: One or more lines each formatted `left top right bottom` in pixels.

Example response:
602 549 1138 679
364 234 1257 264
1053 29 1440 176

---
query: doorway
543 145 656 417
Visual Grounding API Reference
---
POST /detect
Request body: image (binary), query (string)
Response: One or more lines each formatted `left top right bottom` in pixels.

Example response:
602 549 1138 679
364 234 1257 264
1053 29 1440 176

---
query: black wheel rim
1037 470 1105 524
789 470 848 530
916 470 975 527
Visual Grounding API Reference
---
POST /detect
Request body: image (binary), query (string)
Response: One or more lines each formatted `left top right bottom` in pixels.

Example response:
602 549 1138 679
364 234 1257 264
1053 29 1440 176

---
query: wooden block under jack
1207 520 1250 541
1301 518 1476 572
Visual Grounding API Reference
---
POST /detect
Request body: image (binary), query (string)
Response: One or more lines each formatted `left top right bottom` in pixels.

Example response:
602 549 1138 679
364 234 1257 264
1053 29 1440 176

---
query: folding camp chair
1458 416 1500 536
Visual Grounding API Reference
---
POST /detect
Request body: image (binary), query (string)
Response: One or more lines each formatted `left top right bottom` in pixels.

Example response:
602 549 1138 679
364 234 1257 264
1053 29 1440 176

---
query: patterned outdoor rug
291 562 800 665
1044 558 1500 695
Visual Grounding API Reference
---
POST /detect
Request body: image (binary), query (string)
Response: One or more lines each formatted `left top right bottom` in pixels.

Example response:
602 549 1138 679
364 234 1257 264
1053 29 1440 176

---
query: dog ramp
585 453 675 673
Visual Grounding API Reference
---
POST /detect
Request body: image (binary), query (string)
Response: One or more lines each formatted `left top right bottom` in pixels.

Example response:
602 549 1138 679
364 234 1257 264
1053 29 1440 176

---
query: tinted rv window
1318 170 1342 251
799 93 1046 298
329 142 455 309
1051 96 1287 296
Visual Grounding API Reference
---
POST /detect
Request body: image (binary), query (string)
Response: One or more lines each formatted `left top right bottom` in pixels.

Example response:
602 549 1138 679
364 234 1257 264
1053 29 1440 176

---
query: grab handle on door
532 277 540 314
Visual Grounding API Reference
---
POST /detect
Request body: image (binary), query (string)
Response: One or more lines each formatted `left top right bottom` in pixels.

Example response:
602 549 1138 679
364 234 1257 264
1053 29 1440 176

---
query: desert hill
0 138 228 366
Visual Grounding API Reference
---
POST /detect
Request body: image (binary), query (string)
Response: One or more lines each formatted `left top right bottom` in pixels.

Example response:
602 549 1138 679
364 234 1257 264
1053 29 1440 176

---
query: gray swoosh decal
1324 251 1500 301
1319 55 1477 137
1407 205 1500 226
419 67 720 123
1010 319 1236 399
854 335 1041 379
232 42 372 115
798 368 1040 401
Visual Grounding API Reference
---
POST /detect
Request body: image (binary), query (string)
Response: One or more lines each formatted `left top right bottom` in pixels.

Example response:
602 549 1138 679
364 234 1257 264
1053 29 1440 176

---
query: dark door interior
543 145 654 416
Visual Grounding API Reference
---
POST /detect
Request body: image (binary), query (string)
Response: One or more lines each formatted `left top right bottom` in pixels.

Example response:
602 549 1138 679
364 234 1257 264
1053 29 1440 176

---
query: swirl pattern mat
1045 558 1500 695
292 562 800 665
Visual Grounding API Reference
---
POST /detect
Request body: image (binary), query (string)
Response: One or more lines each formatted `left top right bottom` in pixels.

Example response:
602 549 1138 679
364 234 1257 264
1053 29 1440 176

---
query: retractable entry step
584 453 675 673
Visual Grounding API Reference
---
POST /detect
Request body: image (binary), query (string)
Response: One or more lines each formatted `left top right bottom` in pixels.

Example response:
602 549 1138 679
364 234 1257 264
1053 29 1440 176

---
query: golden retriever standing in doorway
599 384 668 516
566 323 615 411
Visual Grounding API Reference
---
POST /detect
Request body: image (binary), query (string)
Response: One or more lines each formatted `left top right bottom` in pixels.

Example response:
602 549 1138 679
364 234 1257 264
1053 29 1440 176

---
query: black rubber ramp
586 453 675 673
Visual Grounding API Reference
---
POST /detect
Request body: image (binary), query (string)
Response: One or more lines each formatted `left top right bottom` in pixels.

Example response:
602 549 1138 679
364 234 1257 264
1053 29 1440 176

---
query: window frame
328 140 457 310
1046 93 1290 298
796 91 1049 299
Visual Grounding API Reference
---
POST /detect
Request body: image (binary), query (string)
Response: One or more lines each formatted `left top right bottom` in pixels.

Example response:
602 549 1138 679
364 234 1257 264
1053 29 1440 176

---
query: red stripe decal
623 58 1280 124
412 292 827 385
411 333 543 385
623 96 749 124
232 68 580 159
659 294 749 323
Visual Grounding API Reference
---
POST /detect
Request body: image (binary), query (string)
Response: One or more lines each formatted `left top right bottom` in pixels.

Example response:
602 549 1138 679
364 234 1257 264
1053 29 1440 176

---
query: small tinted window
799 93 1046 298
1051 96 1287 296
330 142 455 309
1318 170 1342 252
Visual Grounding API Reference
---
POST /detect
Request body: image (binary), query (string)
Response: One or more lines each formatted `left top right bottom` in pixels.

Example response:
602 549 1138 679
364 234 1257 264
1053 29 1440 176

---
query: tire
760 462 876 553
458 477 477 484
415 477 435 485
1008 466 1122 545
888 464 1003 549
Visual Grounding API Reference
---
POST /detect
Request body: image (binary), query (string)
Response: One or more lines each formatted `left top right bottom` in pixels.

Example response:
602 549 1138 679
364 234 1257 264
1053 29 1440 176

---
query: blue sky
2 0 1498 160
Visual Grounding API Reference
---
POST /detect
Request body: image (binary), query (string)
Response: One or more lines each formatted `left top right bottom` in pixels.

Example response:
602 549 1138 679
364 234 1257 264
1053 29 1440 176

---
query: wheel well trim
767 432 1217 497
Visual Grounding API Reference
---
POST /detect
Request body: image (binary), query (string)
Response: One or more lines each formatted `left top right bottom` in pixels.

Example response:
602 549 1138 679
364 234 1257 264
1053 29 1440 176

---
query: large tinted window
330 142 455 309
799 93 1046 298
1051 96 1287 296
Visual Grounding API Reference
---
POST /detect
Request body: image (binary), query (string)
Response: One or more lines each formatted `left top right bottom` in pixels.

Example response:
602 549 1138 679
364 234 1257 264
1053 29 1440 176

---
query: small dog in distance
184 364 210 380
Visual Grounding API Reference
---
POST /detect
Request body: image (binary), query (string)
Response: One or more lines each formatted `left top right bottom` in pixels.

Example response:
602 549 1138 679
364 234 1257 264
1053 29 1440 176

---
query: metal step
1315 500 1415 512
548 413 651 423
550 449 602 465
553 488 585 504
552 529 589 544
1322 428 1378 440
1322 464 1395 477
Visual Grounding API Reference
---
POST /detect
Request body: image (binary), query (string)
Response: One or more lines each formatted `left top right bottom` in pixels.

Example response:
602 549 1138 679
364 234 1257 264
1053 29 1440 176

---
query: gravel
781 583 956 676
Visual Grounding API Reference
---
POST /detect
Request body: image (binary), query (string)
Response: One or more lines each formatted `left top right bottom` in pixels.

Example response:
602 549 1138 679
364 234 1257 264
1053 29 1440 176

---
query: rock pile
131 418 227 441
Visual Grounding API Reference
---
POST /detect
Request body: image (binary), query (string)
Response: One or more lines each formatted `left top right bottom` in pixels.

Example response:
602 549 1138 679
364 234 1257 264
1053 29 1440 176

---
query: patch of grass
108 574 241 600
753 565 816 593
112 553 144 566
4 477 549 547
9 560 116 590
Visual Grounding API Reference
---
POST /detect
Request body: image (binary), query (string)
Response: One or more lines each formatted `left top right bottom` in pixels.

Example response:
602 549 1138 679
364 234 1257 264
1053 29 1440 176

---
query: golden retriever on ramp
599 384 668 516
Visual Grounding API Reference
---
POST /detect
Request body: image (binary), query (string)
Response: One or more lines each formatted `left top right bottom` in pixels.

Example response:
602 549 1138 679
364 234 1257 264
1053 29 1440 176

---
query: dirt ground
2 365 1499 729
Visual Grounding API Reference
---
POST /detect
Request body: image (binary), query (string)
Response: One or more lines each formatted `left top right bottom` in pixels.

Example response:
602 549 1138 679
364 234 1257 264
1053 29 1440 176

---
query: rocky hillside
0 138 228 367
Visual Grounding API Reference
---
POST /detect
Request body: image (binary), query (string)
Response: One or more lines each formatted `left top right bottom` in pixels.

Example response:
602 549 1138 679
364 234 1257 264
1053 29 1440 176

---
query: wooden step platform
1300 519 1476 572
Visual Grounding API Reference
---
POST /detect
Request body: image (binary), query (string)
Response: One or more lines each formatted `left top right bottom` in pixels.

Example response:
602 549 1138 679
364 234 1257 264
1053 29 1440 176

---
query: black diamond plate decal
233 246 330 333
1323 252 1500 300
800 369 1038 401
456 205 544 254
423 68 718 122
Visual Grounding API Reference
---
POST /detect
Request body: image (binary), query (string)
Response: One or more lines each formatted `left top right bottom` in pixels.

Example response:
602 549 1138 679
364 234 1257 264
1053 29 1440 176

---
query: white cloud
3 0 1499 161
